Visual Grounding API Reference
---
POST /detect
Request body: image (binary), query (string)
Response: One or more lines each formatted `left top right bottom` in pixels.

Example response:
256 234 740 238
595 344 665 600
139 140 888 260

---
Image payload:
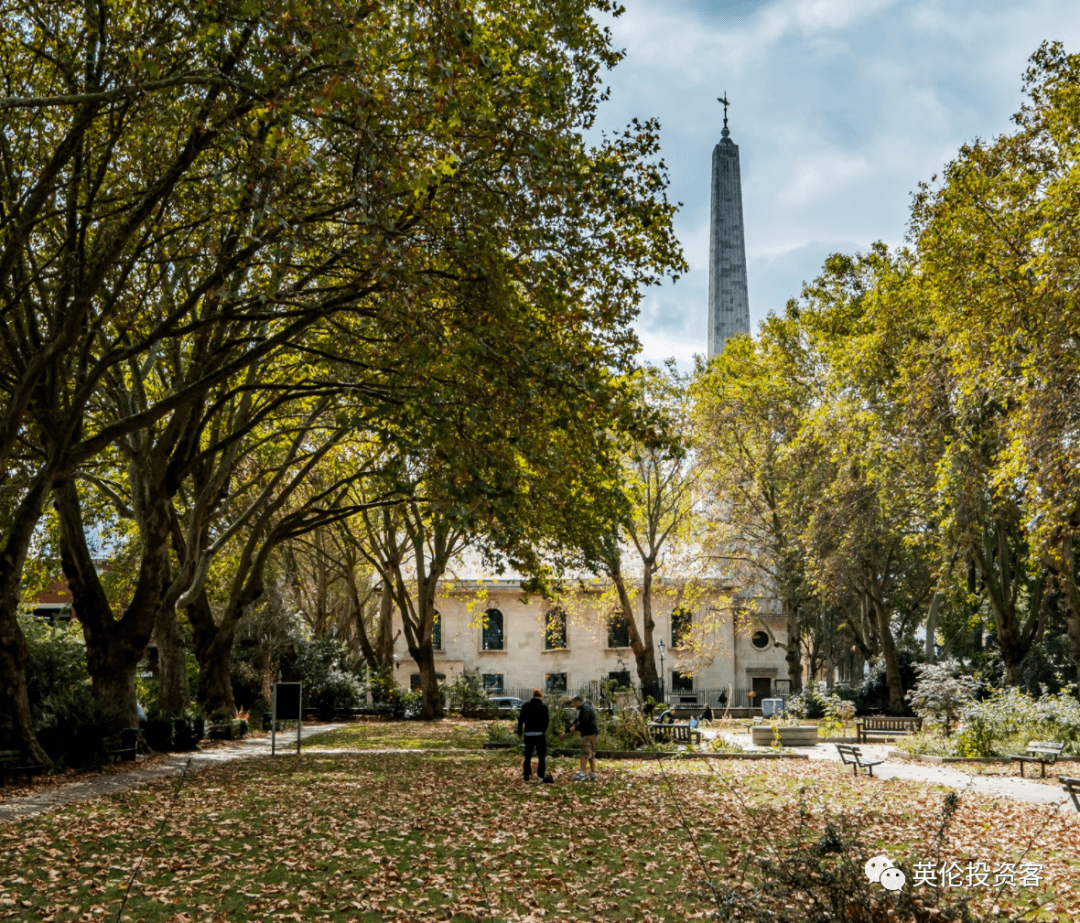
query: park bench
0 748 46 784
856 716 922 743
648 723 702 746
102 728 139 763
835 744 884 777
1062 778 1080 812
1009 741 1065 778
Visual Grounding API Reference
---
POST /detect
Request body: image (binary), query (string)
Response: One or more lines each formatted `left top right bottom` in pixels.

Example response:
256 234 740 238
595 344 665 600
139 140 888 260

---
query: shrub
955 687 1080 757
34 685 122 767
1020 634 1080 695
906 660 979 736
292 637 365 719
446 675 496 718
20 613 90 721
786 685 849 721
486 721 518 745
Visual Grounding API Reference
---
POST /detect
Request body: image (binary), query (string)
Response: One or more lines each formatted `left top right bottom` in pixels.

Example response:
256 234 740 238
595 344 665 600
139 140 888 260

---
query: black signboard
271 682 302 755
274 682 302 720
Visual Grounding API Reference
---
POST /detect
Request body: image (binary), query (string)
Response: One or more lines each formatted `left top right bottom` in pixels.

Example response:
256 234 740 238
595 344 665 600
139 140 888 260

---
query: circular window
751 630 771 650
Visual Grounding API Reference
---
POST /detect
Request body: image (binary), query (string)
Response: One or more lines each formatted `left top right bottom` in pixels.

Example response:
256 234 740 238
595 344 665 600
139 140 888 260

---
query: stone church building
394 579 789 708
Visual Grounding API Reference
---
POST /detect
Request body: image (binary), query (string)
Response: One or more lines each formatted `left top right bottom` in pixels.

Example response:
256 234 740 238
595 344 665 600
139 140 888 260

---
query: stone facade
707 120 750 356
392 580 788 705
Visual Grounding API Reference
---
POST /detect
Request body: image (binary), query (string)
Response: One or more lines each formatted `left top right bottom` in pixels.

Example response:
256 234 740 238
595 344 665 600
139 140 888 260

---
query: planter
209 719 248 741
751 725 819 747
143 716 205 751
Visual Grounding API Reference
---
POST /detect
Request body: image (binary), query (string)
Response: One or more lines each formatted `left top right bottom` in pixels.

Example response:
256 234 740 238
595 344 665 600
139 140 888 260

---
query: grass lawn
2 722 1079 922
302 720 487 751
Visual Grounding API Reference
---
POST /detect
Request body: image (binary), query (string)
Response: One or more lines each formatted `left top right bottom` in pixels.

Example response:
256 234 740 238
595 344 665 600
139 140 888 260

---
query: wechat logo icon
865 854 907 892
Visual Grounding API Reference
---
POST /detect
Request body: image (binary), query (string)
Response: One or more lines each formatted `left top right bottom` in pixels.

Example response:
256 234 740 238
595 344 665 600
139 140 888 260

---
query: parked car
488 696 524 716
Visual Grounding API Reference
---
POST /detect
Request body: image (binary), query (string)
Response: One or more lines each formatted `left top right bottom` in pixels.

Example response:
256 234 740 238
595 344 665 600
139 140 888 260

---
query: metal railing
478 683 793 711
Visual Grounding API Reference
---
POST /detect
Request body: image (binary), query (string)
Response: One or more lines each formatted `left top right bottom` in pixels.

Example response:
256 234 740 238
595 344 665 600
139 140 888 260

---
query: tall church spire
708 95 750 356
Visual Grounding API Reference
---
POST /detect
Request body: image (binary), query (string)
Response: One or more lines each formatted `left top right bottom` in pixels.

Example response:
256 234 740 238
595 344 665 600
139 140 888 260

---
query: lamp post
657 639 666 705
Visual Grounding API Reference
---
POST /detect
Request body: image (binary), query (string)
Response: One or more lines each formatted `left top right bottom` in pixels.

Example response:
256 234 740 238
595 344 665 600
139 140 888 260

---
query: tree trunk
88 638 142 730
410 638 444 720
155 602 191 714
198 627 238 719
971 525 1027 687
925 590 942 662
0 473 53 764
1054 536 1080 683
783 588 802 692
376 583 397 667
611 570 658 693
868 590 904 714
58 477 169 730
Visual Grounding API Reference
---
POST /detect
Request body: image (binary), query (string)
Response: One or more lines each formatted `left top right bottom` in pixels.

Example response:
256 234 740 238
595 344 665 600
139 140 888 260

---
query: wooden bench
1009 741 1065 778
856 716 922 743
648 723 702 746
1062 778 1080 812
102 728 139 763
0 748 46 784
836 744 884 777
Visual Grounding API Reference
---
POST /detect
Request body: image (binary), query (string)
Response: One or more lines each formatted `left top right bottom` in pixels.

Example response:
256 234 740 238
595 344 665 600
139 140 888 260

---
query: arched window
482 608 504 650
544 607 567 650
671 607 692 648
431 610 442 651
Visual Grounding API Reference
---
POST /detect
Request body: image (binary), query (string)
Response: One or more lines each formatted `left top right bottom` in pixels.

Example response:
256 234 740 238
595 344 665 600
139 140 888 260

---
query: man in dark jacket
516 689 550 782
569 695 599 780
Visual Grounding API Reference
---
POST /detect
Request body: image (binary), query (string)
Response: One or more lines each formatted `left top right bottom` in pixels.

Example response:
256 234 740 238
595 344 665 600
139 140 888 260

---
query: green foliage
293 637 365 720
906 660 980 736
1020 635 1080 696
708 734 743 753
486 721 519 746
445 675 496 719
954 687 1080 757
19 614 89 720
786 685 844 721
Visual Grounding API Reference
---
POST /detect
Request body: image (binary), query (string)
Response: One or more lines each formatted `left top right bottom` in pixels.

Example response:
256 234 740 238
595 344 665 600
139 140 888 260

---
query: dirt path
0 724 340 823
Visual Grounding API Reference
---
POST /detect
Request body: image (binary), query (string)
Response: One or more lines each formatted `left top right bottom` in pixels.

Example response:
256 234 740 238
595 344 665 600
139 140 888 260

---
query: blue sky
589 0 1080 365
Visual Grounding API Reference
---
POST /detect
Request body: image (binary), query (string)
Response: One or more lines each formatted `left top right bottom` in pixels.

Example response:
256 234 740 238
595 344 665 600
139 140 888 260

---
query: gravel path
0 724 340 823
718 731 1078 809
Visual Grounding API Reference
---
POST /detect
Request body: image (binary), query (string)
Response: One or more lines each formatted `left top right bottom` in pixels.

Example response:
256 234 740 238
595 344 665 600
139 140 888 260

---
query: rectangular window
411 672 446 691
482 608 504 651
671 608 692 648
607 670 631 689
545 672 568 694
607 614 630 648
544 607 567 650
671 670 694 693
431 611 442 651
482 673 504 693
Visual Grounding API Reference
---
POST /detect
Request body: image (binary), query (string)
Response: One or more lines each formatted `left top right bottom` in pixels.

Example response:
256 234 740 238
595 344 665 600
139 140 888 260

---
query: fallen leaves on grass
0 723 1077 922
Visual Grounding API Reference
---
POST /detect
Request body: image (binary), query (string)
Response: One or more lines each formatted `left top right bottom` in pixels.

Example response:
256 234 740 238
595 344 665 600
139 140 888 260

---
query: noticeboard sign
274 682 302 720
271 682 302 755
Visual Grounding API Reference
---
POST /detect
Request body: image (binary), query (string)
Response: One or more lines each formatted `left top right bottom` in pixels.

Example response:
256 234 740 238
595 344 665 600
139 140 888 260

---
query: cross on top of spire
718 93 730 138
